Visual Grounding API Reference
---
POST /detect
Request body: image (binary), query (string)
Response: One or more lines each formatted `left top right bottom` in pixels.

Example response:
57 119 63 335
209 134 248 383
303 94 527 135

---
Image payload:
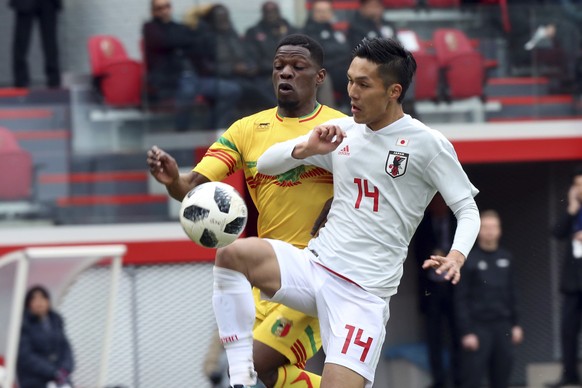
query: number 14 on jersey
354 178 379 212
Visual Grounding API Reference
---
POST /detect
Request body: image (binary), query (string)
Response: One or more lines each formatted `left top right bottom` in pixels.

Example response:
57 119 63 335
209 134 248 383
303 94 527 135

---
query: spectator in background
303 0 351 110
143 0 241 131
455 210 523 388
345 0 397 51
9 0 62 88
245 2 299 86
546 167 582 388
414 194 461 388
17 285 74 388
345 0 417 117
198 4 276 112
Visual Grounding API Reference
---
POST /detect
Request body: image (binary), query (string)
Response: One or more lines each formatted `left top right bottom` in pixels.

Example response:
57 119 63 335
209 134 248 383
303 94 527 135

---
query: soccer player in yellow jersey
147 34 345 387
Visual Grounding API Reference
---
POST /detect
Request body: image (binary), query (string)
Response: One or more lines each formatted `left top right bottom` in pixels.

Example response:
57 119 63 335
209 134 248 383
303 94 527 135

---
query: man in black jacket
9 0 61 88
302 0 351 109
345 0 397 52
547 167 582 388
245 2 298 87
199 4 275 112
143 0 241 131
455 210 523 388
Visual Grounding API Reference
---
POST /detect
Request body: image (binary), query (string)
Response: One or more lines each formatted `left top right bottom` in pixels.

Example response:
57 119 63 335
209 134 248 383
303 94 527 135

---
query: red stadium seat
433 28 486 100
426 0 460 7
398 30 440 101
87 35 144 107
0 127 34 201
383 0 417 8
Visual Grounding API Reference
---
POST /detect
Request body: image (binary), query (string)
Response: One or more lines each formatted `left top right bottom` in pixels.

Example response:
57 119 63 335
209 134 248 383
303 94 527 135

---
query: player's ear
389 83 402 100
316 68 327 87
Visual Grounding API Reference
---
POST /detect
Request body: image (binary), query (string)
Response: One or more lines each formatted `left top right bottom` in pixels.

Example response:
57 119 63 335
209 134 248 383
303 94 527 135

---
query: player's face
28 291 50 318
152 0 172 22
273 45 323 110
312 1 334 23
347 57 398 130
478 216 501 246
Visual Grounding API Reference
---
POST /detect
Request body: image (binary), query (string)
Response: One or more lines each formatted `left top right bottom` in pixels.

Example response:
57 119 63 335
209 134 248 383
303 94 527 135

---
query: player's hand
512 325 524 344
296 125 346 158
462 334 479 351
422 250 465 285
147 145 180 186
568 184 581 215
311 197 333 237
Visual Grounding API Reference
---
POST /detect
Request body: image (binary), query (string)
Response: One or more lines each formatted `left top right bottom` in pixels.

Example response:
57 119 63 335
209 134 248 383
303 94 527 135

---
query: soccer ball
179 182 248 248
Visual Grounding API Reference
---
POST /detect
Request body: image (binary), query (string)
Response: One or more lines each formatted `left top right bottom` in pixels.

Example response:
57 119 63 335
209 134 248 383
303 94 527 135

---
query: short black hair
352 37 417 104
276 33 325 68
25 285 51 310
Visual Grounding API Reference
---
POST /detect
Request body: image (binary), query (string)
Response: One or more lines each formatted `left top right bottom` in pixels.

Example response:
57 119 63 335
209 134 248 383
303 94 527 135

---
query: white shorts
264 239 390 387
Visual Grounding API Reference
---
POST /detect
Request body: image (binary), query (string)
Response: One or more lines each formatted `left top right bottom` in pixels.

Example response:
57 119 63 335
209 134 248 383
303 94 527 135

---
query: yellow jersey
194 103 346 248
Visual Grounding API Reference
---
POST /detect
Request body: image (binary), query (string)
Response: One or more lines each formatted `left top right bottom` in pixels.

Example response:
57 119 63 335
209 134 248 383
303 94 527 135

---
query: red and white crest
385 151 409 178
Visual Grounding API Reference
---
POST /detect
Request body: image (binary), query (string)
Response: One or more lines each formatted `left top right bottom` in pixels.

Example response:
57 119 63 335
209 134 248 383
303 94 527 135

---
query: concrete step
527 362 582 388
486 95 575 120
486 77 550 97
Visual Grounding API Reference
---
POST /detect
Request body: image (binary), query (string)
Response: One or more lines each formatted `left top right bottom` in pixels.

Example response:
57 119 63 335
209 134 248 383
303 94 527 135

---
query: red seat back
0 127 33 200
383 0 417 7
433 28 475 66
87 35 144 107
433 28 485 99
426 0 460 7
412 52 440 100
99 61 143 107
88 35 130 75
444 53 485 99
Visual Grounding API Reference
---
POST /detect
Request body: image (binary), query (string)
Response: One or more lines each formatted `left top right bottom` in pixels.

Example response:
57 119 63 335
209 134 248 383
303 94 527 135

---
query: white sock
212 266 257 386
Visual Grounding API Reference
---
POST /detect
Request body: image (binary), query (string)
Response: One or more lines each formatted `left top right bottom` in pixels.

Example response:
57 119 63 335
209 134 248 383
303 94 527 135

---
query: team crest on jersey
271 317 293 337
255 122 271 131
385 151 409 178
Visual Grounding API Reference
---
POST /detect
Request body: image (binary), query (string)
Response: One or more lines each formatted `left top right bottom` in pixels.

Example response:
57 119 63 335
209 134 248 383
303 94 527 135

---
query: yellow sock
274 365 321 388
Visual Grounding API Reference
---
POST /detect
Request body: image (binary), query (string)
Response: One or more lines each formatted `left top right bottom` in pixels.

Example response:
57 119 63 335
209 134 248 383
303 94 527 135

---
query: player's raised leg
253 304 322 387
213 237 282 386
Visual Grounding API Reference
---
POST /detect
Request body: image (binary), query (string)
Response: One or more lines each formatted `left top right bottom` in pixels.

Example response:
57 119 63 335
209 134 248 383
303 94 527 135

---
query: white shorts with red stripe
263 238 390 387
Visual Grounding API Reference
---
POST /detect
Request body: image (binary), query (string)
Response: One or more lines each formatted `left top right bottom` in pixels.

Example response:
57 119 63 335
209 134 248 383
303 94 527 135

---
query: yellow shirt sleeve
193 120 245 182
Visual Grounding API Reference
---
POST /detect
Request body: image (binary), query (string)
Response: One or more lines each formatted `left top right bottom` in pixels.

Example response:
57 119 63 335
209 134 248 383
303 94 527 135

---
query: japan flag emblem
386 151 409 178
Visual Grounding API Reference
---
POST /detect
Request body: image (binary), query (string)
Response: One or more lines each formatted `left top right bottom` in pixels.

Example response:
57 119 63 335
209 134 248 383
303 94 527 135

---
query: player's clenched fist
293 125 347 159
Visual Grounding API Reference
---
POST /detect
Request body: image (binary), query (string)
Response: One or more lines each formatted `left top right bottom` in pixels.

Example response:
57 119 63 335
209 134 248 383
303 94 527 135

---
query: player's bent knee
215 242 243 271
215 238 260 272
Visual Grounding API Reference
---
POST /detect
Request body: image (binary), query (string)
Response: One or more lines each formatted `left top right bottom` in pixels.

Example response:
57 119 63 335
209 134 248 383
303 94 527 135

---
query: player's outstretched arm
147 145 210 201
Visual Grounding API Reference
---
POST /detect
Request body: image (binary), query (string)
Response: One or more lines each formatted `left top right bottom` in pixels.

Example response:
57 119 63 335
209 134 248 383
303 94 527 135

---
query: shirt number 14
354 178 379 212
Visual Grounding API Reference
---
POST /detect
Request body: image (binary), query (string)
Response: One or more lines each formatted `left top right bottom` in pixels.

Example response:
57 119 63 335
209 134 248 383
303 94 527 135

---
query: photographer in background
547 167 582 388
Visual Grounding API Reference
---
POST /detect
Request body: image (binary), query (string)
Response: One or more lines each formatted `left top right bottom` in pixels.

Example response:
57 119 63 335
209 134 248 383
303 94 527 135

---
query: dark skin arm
311 197 333 237
146 145 210 201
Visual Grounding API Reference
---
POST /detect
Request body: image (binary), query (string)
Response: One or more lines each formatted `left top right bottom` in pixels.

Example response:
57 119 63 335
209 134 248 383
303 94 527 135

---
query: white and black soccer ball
180 182 248 248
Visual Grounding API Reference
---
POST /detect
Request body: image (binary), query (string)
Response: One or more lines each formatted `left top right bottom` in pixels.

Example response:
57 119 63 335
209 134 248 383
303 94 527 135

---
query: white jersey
258 114 479 297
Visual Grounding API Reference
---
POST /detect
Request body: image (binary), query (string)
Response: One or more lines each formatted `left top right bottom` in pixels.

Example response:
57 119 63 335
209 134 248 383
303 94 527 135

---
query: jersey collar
275 102 323 123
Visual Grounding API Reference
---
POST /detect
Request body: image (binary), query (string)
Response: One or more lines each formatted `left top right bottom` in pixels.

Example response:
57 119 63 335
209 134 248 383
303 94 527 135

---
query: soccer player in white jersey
212 37 481 388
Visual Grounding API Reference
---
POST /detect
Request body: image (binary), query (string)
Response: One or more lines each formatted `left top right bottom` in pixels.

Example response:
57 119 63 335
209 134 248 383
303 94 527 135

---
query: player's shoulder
226 107 277 135
406 116 453 149
319 104 347 119
238 107 277 125
322 115 355 129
